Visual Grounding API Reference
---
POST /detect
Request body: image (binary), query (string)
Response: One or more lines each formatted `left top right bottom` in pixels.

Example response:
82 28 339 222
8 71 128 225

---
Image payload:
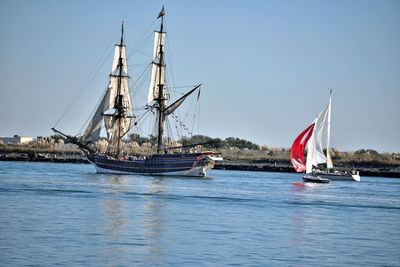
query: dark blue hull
87 152 217 177
303 174 331 183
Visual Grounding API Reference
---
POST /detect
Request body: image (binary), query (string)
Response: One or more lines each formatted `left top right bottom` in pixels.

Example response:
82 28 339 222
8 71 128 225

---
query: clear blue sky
0 0 399 152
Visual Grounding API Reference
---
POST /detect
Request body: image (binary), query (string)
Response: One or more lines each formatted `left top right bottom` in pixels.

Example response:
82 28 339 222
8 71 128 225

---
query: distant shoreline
1 151 399 178
213 161 400 178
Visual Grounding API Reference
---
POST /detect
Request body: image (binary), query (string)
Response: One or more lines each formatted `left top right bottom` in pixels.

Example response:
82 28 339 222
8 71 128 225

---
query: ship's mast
156 11 166 154
114 22 125 157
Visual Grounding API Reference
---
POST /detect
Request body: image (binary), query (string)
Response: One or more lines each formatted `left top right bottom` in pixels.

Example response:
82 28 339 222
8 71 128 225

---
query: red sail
290 123 315 172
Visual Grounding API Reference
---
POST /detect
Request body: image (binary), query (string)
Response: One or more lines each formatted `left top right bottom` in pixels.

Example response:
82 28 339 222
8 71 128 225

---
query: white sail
152 31 165 60
326 90 333 169
104 77 132 146
147 31 166 104
82 43 132 147
148 63 166 104
306 104 329 173
111 45 128 74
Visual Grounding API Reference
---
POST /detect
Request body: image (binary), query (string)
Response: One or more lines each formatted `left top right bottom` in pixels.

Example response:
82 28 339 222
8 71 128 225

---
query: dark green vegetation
124 134 259 150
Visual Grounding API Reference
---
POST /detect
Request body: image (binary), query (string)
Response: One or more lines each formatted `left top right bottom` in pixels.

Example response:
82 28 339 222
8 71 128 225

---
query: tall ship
290 90 360 182
53 7 222 177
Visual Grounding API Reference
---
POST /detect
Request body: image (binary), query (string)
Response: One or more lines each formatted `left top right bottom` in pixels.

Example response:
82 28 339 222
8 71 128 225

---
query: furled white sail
111 45 128 74
306 104 329 173
147 31 166 104
152 32 165 60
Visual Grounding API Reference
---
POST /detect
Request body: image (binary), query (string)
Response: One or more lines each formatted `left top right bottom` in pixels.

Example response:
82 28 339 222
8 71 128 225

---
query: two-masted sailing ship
52 7 222 177
290 90 360 182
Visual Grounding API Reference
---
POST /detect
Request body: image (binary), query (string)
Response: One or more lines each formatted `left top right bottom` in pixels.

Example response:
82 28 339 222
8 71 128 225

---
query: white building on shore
0 135 33 144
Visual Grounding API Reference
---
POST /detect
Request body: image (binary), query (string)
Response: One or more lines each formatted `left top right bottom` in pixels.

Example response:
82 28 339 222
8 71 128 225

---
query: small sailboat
52 7 222 177
290 90 360 182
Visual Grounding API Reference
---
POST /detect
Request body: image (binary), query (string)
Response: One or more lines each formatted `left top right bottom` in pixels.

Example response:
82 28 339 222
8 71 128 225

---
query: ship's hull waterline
87 153 220 177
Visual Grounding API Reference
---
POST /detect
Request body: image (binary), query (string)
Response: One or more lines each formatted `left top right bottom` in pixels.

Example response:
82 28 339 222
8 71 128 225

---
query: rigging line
131 63 151 89
130 110 153 137
172 112 191 137
196 92 201 135
134 109 152 124
129 33 153 58
168 87 194 95
164 19 176 90
127 19 157 57
167 85 198 89
130 63 151 105
132 106 148 111
167 118 178 146
54 49 113 129
128 27 153 57
133 128 148 140
130 61 151 67
131 111 151 133
165 49 176 95
53 30 119 128
172 113 183 141
192 91 200 136
168 90 183 96
183 90 197 123
131 50 153 59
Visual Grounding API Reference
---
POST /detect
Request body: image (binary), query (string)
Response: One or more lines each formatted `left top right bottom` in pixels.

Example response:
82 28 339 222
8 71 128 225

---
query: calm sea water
0 161 399 266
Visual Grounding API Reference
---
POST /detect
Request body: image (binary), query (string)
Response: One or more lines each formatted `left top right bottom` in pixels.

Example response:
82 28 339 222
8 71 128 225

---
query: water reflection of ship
100 175 132 265
143 177 167 259
99 175 167 264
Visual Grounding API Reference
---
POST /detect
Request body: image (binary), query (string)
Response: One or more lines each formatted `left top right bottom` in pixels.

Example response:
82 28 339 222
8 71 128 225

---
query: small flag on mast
157 6 165 18
197 89 201 101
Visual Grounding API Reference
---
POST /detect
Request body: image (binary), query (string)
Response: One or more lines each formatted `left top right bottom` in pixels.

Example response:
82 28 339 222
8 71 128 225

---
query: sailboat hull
311 170 360 181
87 153 218 177
303 174 331 183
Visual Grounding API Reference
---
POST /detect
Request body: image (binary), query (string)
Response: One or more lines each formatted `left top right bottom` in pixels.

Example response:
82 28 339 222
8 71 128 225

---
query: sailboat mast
326 89 333 172
116 22 125 157
156 14 166 154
